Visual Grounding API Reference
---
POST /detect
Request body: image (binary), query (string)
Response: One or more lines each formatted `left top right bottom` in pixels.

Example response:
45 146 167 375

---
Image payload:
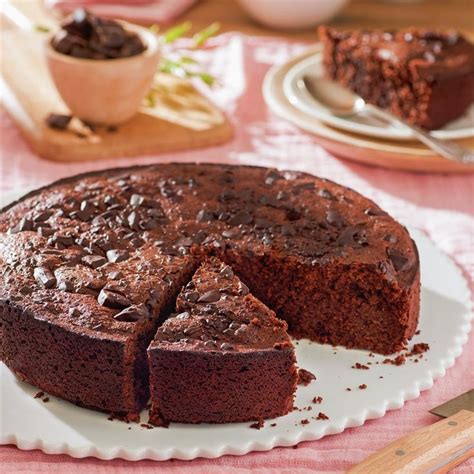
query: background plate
0 192 472 461
263 46 474 173
283 53 474 142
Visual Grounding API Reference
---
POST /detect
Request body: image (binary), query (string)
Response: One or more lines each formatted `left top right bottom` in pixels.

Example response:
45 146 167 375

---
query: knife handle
348 409 474 474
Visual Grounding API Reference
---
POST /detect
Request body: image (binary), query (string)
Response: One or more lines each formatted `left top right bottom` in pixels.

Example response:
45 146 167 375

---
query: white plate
283 52 474 142
0 190 472 461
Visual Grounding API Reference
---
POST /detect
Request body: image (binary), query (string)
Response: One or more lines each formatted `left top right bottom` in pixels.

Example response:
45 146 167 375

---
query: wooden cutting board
1 29 233 162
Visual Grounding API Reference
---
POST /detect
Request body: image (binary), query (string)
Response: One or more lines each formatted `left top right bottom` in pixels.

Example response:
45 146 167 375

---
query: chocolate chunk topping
113 304 148 322
326 210 344 227
222 228 241 239
383 234 398 244
33 210 54 222
228 211 253 226
176 237 193 247
220 266 234 278
9 218 33 234
127 211 140 229
364 207 386 217
58 280 74 292
318 188 336 201
37 227 55 237
336 225 368 246
264 170 281 186
130 194 145 207
196 209 214 222
98 288 131 309
106 249 129 263
82 254 107 268
184 291 200 303
49 235 74 248
198 289 221 303
387 248 411 272
176 311 190 320
33 266 56 289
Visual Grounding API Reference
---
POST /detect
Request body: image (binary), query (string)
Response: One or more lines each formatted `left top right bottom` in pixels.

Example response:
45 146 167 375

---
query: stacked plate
263 45 474 173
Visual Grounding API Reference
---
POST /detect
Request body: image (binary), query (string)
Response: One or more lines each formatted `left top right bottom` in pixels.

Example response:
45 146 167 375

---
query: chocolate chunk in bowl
51 9 146 60
45 9 160 125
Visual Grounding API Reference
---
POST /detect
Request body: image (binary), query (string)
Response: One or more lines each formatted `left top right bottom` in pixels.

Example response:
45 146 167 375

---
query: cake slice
147 257 297 425
319 26 474 130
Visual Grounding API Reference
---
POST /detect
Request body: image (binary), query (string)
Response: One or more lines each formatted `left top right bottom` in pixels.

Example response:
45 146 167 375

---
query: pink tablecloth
1 34 473 473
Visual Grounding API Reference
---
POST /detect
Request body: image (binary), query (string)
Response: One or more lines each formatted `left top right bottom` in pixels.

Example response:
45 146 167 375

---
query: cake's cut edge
147 257 298 425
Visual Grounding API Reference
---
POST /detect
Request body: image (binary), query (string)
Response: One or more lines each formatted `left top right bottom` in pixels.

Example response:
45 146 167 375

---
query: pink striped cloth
1 34 473 473
45 0 198 23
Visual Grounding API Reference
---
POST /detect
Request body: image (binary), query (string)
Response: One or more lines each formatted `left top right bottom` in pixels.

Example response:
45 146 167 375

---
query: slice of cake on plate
319 27 474 130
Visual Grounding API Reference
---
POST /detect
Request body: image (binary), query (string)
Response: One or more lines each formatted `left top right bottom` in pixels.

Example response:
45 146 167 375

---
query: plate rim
282 50 474 142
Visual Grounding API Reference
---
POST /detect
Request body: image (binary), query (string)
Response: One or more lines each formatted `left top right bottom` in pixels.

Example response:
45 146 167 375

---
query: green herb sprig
145 21 220 106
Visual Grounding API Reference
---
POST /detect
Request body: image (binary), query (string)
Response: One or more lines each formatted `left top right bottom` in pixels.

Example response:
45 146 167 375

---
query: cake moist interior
0 163 420 422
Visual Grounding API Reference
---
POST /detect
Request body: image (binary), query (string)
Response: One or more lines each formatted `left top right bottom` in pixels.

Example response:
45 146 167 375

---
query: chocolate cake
319 27 474 130
0 163 420 422
148 257 296 424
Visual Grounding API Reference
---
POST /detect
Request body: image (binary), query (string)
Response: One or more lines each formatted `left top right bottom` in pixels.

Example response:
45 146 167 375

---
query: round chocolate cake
0 163 420 423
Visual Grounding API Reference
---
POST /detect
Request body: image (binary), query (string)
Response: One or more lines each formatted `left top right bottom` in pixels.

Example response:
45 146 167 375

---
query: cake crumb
352 362 369 370
300 419 310 425
140 423 154 430
149 413 169 428
408 342 430 355
379 376 384 379
250 418 264 430
34 391 45 399
415 330 421 335
42 397 50 403
312 396 323 404
383 355 406 366
346 388 352 391
359 384 367 390
315 412 329 420
270 423 277 427
297 368 316 386
128 427 131 430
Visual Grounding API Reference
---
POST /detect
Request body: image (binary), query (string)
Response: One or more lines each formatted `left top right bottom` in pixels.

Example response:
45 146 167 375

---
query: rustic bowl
45 23 160 126
237 0 348 31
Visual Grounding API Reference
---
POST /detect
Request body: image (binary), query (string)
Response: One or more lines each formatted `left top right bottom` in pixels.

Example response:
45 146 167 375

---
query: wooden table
3 0 474 39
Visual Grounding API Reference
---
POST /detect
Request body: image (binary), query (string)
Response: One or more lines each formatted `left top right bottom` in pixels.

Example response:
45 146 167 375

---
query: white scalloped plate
283 52 474 142
0 190 472 461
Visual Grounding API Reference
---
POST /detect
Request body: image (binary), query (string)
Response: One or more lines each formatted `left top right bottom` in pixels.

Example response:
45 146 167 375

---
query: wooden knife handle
348 409 474 474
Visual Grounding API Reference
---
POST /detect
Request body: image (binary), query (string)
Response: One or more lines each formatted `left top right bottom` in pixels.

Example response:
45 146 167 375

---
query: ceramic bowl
237 0 348 30
45 23 160 125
